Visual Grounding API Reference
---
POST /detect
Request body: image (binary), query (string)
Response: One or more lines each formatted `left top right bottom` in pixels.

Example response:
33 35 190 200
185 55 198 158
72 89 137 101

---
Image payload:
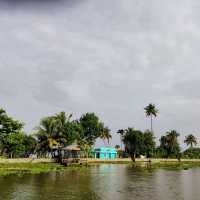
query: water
0 164 200 200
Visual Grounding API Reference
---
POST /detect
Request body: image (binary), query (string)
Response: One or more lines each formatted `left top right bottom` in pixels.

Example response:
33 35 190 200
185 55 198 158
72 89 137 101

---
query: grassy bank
1 158 200 176
87 158 200 164
0 163 65 176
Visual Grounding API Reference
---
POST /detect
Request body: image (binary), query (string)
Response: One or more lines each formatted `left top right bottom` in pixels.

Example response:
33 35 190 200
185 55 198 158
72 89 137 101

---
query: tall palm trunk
150 114 153 133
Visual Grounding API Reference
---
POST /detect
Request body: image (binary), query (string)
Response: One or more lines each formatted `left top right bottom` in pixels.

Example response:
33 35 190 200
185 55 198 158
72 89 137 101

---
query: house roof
62 145 81 151
93 147 117 153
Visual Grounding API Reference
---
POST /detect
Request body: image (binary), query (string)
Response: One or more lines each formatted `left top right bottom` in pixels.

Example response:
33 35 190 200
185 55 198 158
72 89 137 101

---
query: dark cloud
0 0 200 147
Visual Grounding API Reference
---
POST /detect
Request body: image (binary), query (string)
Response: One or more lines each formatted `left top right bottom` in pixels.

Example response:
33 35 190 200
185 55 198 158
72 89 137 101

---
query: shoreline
1 158 200 164
1 158 200 176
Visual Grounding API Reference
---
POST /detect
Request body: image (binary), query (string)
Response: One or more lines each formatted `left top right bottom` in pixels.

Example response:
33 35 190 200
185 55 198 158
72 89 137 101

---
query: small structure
60 145 83 165
92 147 117 159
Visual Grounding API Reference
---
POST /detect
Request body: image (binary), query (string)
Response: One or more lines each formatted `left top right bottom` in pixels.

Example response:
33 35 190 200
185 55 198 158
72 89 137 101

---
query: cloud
0 0 200 146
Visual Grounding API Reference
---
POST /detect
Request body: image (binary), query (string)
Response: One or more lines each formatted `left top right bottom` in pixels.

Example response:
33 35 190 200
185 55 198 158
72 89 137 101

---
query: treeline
0 106 199 160
0 108 111 158
118 128 200 161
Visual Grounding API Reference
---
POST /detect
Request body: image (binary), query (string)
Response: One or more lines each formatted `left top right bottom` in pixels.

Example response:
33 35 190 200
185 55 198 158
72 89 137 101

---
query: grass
1 159 200 176
0 163 65 176
128 161 200 171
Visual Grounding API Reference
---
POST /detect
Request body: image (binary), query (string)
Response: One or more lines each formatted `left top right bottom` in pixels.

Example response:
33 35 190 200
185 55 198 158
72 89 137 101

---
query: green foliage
23 135 37 156
100 126 112 145
182 148 200 159
144 103 158 133
0 108 26 157
184 134 197 148
144 104 158 117
78 113 104 146
122 128 155 161
142 130 156 158
35 112 79 154
157 130 180 158
77 113 109 157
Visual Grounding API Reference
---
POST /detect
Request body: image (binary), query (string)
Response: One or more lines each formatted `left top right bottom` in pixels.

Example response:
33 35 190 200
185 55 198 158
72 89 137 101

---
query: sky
0 0 200 147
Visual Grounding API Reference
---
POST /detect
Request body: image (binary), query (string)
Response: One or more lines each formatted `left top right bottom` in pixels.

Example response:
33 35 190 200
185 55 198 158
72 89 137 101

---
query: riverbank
1 158 200 176
1 158 200 164
0 162 65 176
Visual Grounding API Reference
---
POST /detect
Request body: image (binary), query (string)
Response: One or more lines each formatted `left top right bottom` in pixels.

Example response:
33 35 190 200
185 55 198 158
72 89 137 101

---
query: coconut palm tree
100 127 112 146
144 103 158 133
122 128 143 162
35 116 58 155
166 130 180 146
184 134 197 148
117 129 125 149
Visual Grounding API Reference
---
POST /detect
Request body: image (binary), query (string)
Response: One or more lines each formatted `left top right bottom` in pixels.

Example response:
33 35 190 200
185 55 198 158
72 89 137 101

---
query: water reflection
0 165 200 200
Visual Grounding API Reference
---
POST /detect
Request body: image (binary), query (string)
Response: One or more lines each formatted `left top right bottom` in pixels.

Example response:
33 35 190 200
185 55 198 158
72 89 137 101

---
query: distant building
92 147 117 159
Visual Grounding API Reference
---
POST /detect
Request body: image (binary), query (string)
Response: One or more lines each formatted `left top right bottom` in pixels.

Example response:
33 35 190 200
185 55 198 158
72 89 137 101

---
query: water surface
0 164 200 200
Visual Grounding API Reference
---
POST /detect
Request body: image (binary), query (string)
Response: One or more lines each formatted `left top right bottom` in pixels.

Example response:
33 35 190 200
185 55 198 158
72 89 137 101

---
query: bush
182 148 200 159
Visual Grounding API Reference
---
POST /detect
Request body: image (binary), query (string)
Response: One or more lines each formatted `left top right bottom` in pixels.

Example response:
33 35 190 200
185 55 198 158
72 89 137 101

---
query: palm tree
100 127 112 146
166 130 180 146
117 129 125 149
122 128 143 162
54 112 74 146
144 103 158 133
184 134 197 148
35 116 58 155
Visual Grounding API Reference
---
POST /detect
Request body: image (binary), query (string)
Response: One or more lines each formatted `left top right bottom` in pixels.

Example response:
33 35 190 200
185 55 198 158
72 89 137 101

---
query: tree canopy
122 128 155 161
184 134 197 148
158 130 180 158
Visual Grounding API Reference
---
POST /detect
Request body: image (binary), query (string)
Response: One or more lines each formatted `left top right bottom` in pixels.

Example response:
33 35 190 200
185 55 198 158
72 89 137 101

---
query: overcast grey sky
0 0 200 147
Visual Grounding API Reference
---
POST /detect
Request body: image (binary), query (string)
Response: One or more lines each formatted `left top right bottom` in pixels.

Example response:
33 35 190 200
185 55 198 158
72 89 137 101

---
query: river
0 164 200 200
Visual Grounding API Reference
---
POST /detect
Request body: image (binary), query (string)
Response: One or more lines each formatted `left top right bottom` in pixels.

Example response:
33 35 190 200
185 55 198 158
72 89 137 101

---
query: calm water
0 164 200 200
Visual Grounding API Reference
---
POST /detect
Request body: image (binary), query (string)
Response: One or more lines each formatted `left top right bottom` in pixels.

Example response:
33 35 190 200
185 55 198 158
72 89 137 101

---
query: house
92 147 117 159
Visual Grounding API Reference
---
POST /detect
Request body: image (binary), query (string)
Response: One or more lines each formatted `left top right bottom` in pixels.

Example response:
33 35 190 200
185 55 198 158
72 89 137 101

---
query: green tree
0 108 24 156
159 130 180 158
184 134 197 148
23 135 37 157
54 112 79 146
78 113 107 158
122 128 144 162
142 130 156 158
35 112 79 155
4 132 26 158
100 126 112 145
144 103 158 133
35 116 58 155
117 129 125 149
78 113 104 146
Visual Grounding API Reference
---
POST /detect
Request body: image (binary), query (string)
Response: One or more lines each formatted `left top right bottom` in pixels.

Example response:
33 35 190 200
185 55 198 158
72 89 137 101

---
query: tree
142 130 156 158
183 148 200 159
0 108 24 156
78 113 107 158
35 116 58 155
117 129 125 149
78 113 104 146
35 112 79 156
100 126 112 145
4 132 26 158
23 135 37 157
159 130 180 158
144 103 158 133
54 112 79 146
184 134 197 148
122 128 144 162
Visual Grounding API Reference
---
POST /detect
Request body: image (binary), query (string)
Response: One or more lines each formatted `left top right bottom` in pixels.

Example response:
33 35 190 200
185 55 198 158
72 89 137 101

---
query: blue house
92 147 117 159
